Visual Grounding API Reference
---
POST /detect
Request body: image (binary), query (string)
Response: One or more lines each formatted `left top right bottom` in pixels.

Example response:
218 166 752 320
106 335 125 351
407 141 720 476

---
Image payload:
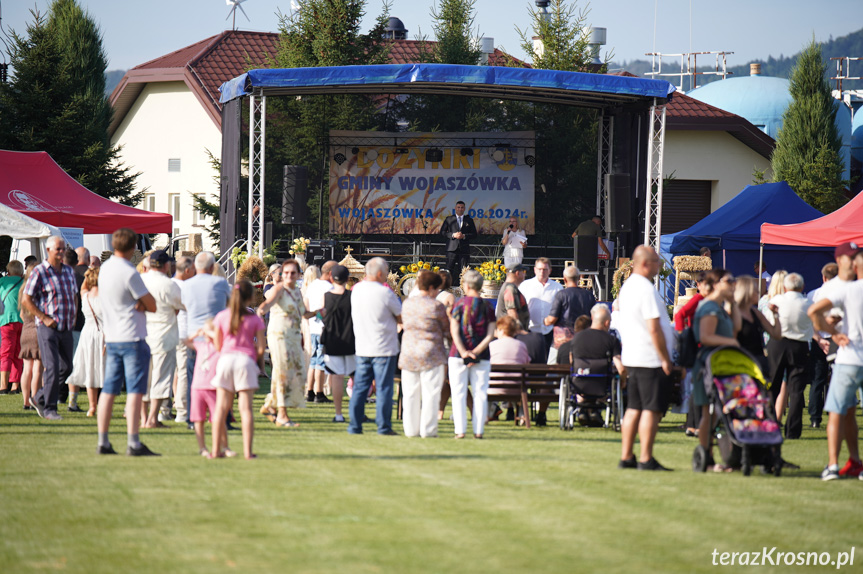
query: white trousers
401 365 445 438
174 343 189 420
448 357 490 436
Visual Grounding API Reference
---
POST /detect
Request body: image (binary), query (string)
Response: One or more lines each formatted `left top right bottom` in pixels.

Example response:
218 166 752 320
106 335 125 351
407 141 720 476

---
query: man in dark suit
440 200 477 280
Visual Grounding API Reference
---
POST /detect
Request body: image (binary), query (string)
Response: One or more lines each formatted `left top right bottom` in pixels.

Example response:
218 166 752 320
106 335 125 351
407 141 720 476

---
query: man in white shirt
304 260 336 404
616 245 674 471
171 256 195 424
769 272 813 439
96 228 157 456
140 250 184 429
348 257 402 435
809 242 863 481
519 257 563 353
806 262 839 430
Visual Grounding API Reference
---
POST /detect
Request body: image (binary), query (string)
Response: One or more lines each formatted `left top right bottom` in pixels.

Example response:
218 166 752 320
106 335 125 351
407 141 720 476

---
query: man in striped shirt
21 236 78 420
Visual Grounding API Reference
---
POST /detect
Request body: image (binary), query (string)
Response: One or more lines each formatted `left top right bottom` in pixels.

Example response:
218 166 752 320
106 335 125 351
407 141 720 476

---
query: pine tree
517 0 599 72
509 0 605 239
771 40 846 212
0 1 141 205
398 0 491 133
267 0 392 234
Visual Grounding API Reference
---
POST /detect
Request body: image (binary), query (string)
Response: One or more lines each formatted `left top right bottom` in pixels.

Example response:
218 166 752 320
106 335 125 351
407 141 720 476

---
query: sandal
275 418 300 428
223 448 238 458
454 434 465 439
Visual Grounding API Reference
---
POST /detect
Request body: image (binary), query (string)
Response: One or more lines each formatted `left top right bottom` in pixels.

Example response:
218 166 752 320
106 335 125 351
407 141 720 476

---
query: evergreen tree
771 40 846 212
0 2 141 205
267 0 392 234
399 0 491 133
516 0 599 72
507 0 605 239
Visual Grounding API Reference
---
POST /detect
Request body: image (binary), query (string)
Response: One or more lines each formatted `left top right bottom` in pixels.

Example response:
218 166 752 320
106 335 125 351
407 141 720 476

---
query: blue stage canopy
219 64 675 108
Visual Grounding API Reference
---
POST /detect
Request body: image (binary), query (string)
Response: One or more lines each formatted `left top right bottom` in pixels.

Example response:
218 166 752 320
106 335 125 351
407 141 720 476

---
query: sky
1 0 861 72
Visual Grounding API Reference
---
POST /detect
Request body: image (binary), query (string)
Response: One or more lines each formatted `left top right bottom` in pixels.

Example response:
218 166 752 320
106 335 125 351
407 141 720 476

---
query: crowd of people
7 226 863 479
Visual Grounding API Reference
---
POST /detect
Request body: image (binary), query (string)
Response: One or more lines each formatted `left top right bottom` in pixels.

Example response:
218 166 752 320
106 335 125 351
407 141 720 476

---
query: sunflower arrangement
469 259 506 283
289 237 311 255
397 260 440 275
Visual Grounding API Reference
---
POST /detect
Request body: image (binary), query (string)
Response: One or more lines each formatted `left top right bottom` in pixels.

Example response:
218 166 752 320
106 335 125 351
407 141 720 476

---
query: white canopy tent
0 202 62 262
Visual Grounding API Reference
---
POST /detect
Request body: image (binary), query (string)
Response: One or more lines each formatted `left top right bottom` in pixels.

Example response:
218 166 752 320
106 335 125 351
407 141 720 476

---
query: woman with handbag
66 268 104 416
0 260 24 395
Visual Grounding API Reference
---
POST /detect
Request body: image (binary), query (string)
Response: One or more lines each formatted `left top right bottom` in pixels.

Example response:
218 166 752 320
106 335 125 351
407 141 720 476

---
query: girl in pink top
210 281 266 459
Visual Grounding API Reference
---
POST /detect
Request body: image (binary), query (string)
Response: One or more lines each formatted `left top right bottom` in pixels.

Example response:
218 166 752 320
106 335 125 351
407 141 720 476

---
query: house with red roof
607 72 775 234
660 91 774 234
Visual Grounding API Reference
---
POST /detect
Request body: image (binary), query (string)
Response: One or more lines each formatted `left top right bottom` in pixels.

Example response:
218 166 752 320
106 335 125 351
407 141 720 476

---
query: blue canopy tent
660 181 831 293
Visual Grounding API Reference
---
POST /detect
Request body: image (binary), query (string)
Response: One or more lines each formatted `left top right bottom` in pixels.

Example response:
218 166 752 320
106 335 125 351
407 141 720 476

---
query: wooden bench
489 364 570 428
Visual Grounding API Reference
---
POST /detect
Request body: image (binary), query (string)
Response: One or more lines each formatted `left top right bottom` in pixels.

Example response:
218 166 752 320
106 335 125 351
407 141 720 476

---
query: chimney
750 63 761 76
586 27 606 66
479 37 495 65
532 1 551 63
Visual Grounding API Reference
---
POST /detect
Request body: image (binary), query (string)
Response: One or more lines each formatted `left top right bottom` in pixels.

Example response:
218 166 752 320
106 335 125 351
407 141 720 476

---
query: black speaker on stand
282 165 309 225
605 173 631 233
574 235 599 273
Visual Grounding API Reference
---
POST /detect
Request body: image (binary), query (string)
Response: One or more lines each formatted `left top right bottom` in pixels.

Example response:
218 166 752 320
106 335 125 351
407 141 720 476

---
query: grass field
1 382 862 574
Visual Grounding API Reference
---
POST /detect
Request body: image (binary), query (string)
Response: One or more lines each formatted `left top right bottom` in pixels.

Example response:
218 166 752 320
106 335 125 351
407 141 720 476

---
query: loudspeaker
574 235 599 273
282 165 309 225
306 240 335 267
605 173 631 232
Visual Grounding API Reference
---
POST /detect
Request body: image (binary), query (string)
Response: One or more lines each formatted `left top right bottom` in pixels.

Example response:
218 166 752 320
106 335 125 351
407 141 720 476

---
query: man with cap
140 250 184 428
496 264 530 330
808 242 863 480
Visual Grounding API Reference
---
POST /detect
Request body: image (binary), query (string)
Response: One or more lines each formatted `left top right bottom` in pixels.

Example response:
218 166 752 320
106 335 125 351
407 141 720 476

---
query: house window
168 158 181 172
169 193 181 221
142 193 156 212
192 194 207 225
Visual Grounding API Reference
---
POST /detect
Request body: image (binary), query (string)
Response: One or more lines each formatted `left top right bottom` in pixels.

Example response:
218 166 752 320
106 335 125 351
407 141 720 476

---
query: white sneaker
822 465 840 481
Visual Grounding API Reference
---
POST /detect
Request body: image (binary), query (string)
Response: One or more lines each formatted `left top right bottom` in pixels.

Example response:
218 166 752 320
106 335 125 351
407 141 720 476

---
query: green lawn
1 383 861 574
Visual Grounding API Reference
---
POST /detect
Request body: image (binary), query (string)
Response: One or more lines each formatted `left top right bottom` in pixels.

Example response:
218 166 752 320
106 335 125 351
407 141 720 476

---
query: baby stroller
692 346 783 476
559 353 623 431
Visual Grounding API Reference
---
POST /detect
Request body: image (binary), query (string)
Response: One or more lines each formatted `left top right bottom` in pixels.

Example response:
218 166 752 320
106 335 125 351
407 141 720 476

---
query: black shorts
625 366 670 413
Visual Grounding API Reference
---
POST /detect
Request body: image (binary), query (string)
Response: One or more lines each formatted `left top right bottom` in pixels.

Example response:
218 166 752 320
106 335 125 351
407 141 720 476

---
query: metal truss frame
644 100 667 259
595 113 613 224
247 94 266 257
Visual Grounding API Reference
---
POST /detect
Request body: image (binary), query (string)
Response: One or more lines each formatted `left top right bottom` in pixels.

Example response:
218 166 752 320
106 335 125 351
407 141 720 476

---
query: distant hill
609 27 863 90
105 69 126 96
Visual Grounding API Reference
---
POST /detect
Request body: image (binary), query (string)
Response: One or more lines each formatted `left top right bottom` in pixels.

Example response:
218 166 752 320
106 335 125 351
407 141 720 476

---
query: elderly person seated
490 316 530 366
567 304 625 426
489 315 530 425
769 272 813 439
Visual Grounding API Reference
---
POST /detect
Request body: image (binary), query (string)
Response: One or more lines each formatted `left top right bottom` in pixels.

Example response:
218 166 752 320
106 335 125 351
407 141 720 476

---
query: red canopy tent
0 150 172 234
761 191 863 247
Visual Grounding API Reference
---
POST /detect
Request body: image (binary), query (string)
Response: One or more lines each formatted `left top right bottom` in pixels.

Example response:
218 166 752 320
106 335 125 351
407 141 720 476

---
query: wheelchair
559 353 623 431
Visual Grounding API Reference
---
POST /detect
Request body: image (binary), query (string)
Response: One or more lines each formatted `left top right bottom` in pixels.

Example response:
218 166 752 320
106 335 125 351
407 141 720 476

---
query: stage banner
329 130 535 235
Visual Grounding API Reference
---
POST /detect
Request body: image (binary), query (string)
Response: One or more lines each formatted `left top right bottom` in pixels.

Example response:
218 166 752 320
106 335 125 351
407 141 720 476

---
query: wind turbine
226 0 250 31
